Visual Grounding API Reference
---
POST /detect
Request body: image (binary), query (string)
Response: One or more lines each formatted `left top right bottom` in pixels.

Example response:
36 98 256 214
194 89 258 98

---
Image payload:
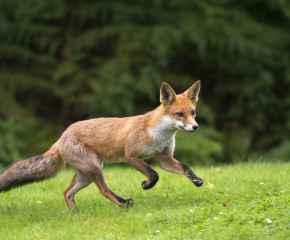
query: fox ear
184 80 201 103
160 82 177 105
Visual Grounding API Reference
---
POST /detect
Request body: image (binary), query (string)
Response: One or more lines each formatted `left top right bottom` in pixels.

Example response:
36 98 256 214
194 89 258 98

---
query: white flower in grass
265 218 272 223
219 212 223 214
156 230 160 233
260 182 264 185
207 182 215 189
189 209 193 213
214 217 218 220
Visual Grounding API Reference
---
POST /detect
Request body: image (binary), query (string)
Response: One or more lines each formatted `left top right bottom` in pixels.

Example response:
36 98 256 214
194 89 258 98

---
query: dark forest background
0 0 290 168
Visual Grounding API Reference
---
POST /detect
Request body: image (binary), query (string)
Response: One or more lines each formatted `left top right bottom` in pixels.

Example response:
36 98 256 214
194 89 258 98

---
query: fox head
160 81 201 132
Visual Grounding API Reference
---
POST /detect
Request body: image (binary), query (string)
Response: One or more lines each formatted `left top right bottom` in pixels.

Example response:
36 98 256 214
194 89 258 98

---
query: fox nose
192 125 199 131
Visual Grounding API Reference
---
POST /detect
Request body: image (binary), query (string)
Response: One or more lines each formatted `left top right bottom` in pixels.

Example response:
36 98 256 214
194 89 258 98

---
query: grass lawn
0 161 289 239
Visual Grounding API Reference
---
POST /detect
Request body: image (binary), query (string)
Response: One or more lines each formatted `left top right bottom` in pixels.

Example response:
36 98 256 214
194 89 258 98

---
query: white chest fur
141 115 178 158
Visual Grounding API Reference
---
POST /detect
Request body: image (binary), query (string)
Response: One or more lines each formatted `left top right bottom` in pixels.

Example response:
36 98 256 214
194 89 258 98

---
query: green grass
0 161 290 240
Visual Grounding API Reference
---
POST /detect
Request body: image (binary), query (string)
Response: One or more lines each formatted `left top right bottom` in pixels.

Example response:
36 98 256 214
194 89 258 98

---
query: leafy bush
175 125 223 165
0 118 59 168
0 0 290 166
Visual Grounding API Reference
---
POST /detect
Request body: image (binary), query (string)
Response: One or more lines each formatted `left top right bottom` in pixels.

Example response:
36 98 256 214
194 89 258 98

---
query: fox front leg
125 156 159 190
157 154 204 187
181 163 204 187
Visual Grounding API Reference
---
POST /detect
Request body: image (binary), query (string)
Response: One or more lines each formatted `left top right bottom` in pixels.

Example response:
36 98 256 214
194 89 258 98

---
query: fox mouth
178 126 196 133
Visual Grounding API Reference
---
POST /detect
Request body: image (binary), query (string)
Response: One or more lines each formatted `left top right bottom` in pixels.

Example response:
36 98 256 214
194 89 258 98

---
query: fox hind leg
88 167 133 207
64 169 92 211
60 141 133 208
64 148 133 208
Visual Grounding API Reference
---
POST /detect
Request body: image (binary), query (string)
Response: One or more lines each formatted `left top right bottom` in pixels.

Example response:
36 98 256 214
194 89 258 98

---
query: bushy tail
0 143 65 193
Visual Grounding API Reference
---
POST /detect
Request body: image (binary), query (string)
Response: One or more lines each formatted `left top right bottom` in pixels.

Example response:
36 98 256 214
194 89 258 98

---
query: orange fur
0 81 204 211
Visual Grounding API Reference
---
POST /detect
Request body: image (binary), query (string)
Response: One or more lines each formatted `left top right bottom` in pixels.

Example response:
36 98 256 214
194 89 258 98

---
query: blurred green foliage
175 125 223 165
0 118 59 167
0 0 290 166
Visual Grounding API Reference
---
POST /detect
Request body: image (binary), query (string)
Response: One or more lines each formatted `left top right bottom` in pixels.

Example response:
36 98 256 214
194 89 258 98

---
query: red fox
0 81 203 210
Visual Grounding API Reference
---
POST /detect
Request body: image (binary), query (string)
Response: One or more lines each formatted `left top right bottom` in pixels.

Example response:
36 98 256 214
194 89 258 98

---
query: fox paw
141 178 158 190
192 178 204 187
142 181 149 190
120 199 134 207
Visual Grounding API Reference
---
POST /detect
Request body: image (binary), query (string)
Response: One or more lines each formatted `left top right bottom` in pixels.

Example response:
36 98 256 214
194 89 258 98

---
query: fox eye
176 112 184 117
192 110 196 115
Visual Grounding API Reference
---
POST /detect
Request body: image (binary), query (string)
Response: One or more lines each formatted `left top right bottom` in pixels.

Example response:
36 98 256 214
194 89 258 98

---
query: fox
0 81 204 211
